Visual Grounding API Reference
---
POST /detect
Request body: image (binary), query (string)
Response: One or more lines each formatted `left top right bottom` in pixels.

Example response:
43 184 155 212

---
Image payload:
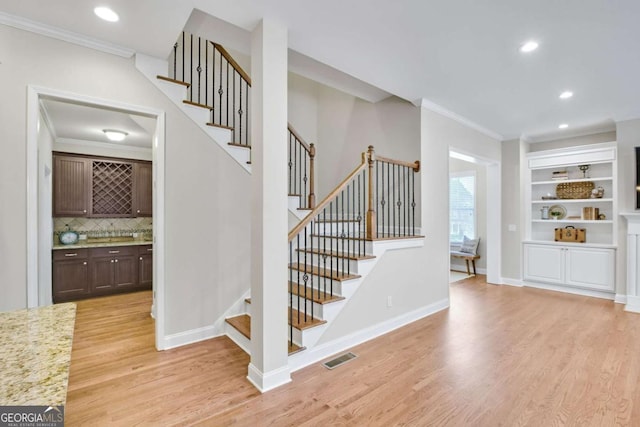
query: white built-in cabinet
523 142 617 296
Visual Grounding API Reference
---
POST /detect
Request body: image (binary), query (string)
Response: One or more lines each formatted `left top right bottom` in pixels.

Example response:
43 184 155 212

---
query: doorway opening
26 86 167 349
448 149 501 285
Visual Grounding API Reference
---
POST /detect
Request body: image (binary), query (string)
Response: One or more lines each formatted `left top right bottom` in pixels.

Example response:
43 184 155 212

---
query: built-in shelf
531 198 613 204
531 177 613 186
523 239 617 249
531 219 613 224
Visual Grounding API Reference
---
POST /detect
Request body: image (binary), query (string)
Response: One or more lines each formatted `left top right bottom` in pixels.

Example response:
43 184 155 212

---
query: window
450 171 475 243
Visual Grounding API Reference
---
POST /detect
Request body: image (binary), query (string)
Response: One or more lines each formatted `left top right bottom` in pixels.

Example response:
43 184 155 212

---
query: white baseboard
625 295 640 313
450 264 486 275
615 294 627 304
287 297 449 373
501 277 523 287
163 289 251 350
164 324 223 350
247 363 291 393
522 281 614 301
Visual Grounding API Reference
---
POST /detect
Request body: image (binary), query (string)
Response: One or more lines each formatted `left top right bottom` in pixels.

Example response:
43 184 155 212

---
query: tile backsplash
54 217 153 236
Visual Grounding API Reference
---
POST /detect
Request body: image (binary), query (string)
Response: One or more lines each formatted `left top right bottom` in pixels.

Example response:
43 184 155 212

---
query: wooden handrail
211 42 252 87
375 155 420 172
288 153 367 241
287 124 312 153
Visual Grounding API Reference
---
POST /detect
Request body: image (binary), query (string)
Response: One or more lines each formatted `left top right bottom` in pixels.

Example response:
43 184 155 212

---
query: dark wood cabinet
53 155 90 217
52 153 151 218
133 162 153 216
52 249 90 302
138 245 153 288
53 244 152 302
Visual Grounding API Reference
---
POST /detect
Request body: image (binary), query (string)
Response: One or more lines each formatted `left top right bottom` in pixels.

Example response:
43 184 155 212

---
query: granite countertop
52 239 153 250
0 303 76 405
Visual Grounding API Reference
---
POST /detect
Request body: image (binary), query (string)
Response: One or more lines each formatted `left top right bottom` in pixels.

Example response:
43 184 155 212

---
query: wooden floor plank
66 277 640 425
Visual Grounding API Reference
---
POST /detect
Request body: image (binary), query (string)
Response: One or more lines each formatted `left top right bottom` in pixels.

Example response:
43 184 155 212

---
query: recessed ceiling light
559 91 573 99
103 129 128 141
520 41 539 53
558 124 569 129
94 6 119 22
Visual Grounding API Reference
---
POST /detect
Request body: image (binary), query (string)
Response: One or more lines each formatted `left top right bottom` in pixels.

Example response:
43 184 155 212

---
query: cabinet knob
111 260 114 263
137 209 141 213
83 262 87 265
115 259 118 263
83 209 87 213
139 257 143 261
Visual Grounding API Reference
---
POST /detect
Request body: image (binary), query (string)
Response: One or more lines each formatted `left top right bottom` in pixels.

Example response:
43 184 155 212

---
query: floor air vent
322 352 357 370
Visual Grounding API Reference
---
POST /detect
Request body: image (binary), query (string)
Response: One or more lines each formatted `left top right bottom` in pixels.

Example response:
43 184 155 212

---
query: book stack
552 170 569 180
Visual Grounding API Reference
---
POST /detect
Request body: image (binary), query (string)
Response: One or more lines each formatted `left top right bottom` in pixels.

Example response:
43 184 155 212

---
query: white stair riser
244 301 251 316
181 103 211 124
293 255 376 275
290 297 343 320
227 145 251 165
290 323 326 348
225 322 251 355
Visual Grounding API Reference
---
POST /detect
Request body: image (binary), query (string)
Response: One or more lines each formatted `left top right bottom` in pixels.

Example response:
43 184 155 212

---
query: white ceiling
41 99 154 148
4 0 640 140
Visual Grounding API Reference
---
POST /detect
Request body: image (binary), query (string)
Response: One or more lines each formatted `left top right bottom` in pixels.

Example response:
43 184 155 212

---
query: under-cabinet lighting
558 124 569 129
103 129 128 142
94 7 119 22
559 91 573 99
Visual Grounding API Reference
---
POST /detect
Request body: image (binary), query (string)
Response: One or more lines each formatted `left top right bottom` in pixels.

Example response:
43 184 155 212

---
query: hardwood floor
66 277 640 426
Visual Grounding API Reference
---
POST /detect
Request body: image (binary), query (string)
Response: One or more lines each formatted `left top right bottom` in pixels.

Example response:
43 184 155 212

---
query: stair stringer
287 236 427 371
135 53 251 173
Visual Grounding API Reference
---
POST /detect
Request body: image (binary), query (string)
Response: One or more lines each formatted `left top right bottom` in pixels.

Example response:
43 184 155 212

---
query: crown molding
0 11 135 58
524 121 616 143
414 98 504 142
55 137 152 154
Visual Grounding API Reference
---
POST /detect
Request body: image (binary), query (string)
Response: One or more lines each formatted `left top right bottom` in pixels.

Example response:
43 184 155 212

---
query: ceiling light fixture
103 129 128 142
520 41 539 53
94 6 119 22
559 91 573 99
558 124 569 129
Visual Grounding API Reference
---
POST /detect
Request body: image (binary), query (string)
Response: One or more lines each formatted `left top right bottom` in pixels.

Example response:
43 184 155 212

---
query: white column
248 19 291 392
622 214 640 313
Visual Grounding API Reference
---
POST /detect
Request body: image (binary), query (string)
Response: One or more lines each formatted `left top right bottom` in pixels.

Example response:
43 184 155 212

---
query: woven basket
556 181 595 199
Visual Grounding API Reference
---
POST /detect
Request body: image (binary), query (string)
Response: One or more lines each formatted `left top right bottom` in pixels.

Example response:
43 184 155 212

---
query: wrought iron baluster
226 62 230 129
239 80 243 146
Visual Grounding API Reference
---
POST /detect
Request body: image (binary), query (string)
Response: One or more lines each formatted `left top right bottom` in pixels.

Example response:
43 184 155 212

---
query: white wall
53 139 152 161
0 25 251 340
528 131 616 152
501 139 524 281
449 157 487 270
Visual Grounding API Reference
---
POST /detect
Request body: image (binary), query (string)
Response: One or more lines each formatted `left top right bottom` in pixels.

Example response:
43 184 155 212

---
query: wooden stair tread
289 263 360 281
296 248 375 261
156 75 190 87
225 314 250 339
289 283 344 304
288 193 301 197
226 313 309 355
288 342 306 355
228 142 251 149
206 122 234 131
290 309 327 330
183 100 213 110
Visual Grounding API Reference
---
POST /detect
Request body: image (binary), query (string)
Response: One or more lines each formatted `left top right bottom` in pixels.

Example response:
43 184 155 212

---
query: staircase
136 31 423 372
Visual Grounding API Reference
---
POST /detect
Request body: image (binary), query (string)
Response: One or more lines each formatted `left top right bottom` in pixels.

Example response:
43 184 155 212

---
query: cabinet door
138 246 153 289
114 255 138 288
133 162 152 217
91 257 115 291
53 155 90 217
52 260 89 302
565 247 615 291
523 244 565 284
91 159 134 217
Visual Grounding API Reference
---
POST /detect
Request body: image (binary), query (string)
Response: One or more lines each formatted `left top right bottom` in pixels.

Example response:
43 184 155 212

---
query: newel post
366 145 377 240
308 143 316 209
